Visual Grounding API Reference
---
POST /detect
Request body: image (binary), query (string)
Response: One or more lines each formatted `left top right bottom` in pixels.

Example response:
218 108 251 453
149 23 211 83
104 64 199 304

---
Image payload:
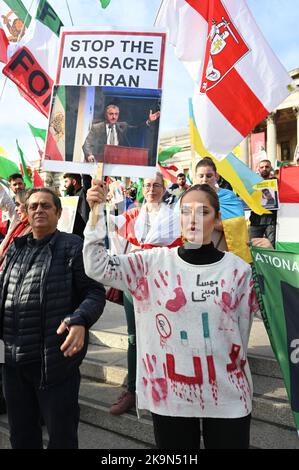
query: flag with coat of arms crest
155 0 291 160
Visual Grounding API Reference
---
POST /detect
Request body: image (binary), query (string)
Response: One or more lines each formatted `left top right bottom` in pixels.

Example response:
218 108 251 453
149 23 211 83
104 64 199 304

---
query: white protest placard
57 196 79 233
56 28 165 89
43 28 165 178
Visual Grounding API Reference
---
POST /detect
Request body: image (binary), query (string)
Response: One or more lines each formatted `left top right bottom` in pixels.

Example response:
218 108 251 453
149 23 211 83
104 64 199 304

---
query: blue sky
0 0 298 163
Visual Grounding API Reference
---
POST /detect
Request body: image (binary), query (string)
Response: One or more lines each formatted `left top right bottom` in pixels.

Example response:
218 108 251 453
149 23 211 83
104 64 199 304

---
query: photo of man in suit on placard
82 103 160 163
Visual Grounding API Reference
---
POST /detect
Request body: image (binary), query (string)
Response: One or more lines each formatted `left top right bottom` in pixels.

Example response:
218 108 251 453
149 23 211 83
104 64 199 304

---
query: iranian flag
0 0 31 63
44 84 65 161
156 0 291 160
28 122 47 142
28 122 47 160
157 146 181 184
16 139 33 188
1 0 63 116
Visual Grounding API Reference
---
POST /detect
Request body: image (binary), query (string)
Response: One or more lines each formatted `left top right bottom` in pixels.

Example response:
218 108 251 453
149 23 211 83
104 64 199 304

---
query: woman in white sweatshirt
83 180 259 449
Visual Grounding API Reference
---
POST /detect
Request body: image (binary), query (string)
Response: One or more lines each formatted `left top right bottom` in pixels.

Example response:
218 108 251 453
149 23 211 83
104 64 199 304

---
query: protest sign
43 28 165 177
251 246 299 435
57 196 78 233
250 132 266 172
242 179 279 212
56 28 165 89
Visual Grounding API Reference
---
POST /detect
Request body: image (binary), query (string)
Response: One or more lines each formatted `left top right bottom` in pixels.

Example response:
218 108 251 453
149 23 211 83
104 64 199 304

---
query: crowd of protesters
0 157 286 449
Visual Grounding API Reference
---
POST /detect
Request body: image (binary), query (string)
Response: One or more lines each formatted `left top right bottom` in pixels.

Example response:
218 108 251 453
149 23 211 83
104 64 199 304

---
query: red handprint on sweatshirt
215 269 246 331
154 271 187 312
142 353 168 404
126 253 149 302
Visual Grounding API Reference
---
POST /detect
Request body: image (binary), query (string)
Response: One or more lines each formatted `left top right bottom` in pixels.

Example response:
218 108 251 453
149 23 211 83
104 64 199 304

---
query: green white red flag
44 85 65 161
0 0 31 63
16 139 33 188
1 0 63 116
28 122 47 142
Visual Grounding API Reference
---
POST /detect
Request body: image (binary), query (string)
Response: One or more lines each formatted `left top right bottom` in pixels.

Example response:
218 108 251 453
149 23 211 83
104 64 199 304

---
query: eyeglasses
143 183 163 190
27 202 55 211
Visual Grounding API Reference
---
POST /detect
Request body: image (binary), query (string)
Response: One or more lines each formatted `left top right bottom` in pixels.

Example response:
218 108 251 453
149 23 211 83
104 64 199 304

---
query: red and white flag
156 0 291 160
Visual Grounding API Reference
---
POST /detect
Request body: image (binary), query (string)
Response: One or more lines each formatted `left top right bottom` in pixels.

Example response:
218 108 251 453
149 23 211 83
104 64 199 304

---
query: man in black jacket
0 187 106 449
82 103 160 163
63 173 91 238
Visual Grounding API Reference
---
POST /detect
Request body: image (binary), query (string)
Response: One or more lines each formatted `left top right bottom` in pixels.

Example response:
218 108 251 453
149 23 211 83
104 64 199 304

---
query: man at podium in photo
82 104 160 164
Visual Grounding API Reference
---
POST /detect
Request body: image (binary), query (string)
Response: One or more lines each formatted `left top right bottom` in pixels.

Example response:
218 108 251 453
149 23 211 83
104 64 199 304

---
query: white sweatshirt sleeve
83 205 148 296
238 266 259 354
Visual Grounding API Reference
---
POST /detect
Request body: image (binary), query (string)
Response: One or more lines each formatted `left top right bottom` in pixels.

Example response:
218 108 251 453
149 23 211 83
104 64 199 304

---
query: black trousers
3 363 80 449
123 292 137 393
151 413 251 449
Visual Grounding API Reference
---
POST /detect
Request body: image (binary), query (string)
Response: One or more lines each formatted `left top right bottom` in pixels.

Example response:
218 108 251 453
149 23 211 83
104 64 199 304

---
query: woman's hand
86 179 107 208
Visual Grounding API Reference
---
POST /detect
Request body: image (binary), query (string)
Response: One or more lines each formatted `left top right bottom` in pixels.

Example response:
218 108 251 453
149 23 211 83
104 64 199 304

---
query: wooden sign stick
91 162 104 228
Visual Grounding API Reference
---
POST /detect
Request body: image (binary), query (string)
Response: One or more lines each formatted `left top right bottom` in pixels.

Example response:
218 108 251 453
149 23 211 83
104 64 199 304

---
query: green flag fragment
36 0 63 36
133 178 144 204
158 146 182 164
3 0 32 27
0 155 19 180
100 0 111 8
28 123 47 142
276 242 299 253
16 140 32 188
251 246 299 435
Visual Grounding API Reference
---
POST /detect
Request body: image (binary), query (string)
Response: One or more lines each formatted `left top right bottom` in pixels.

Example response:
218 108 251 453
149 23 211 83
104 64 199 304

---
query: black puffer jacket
0 230 106 387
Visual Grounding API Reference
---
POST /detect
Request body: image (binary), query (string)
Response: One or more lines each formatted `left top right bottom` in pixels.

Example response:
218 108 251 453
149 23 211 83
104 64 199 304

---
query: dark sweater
178 242 224 265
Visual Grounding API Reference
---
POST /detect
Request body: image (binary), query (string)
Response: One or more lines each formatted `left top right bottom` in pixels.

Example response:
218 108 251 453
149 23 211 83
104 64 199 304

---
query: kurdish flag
156 0 291 160
2 0 62 116
251 246 299 436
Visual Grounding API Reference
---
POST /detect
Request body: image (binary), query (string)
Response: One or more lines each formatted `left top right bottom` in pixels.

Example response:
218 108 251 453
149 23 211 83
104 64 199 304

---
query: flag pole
0 77 8 103
153 0 165 25
91 163 104 228
65 0 74 26
32 135 43 170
